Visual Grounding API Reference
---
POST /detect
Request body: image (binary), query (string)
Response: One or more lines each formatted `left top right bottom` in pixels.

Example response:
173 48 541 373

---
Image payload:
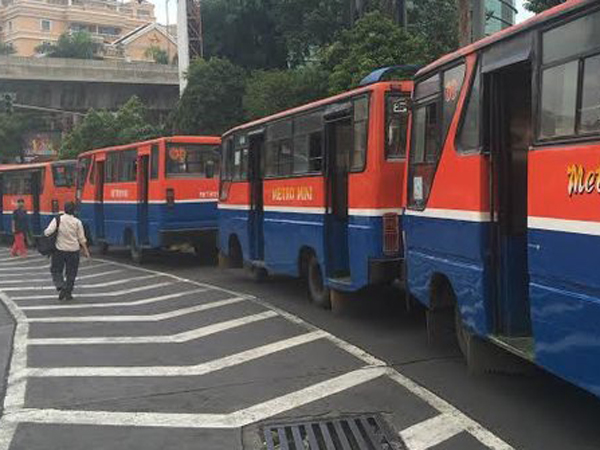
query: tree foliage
171 58 247 135
0 40 15 56
320 12 430 94
0 114 42 163
36 31 101 60
244 65 329 120
524 0 566 13
202 0 288 69
408 0 458 61
59 96 160 159
144 46 169 65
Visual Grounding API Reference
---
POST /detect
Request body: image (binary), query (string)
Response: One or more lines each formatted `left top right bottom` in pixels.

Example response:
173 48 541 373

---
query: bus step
489 335 535 361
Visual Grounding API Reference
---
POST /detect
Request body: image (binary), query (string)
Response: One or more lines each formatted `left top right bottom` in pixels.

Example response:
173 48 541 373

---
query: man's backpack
37 215 61 256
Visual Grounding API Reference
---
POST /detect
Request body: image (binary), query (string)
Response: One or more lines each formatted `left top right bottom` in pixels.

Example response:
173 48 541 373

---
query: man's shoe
58 289 66 301
65 294 74 301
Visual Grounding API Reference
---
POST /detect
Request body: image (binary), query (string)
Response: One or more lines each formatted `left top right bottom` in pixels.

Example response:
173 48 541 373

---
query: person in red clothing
11 199 29 257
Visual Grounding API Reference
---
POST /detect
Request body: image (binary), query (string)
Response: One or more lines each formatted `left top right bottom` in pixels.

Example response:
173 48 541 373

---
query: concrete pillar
177 0 190 94
472 0 487 41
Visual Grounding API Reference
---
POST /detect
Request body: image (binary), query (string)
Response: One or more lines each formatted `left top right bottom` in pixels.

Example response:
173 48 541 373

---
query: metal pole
166 0 171 64
177 0 190 94
457 0 471 47
472 0 486 41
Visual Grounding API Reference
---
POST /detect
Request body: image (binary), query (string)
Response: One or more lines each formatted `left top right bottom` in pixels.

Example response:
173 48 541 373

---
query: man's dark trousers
51 250 80 297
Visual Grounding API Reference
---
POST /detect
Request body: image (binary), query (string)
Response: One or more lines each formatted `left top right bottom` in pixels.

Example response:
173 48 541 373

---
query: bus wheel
308 255 331 309
130 236 144 264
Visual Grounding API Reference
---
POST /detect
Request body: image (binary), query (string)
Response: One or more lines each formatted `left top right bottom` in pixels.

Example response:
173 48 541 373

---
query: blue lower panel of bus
529 227 600 397
219 209 400 292
80 201 217 249
1 213 57 237
403 214 492 337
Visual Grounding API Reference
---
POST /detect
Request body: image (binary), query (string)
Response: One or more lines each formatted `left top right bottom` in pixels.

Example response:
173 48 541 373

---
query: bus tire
307 255 331 309
130 236 144 264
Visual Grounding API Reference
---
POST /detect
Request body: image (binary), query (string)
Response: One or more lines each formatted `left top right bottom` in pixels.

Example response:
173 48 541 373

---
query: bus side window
105 152 118 182
385 94 410 159
119 150 138 182
457 62 482 153
350 95 369 172
294 109 324 175
150 145 159 179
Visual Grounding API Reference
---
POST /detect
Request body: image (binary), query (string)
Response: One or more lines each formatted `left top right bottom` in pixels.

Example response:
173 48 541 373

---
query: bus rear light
51 200 59 213
166 189 175 207
383 213 400 255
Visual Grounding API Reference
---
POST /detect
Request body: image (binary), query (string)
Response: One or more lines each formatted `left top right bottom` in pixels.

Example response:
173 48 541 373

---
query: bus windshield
53 163 76 187
166 143 220 178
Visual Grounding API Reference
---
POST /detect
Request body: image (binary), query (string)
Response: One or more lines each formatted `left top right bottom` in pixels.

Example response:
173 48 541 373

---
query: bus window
350 96 369 172
266 119 293 177
385 94 410 159
294 110 323 175
53 164 75 187
543 8 600 66
579 54 600 134
150 145 159 179
166 143 220 178
442 64 465 136
413 103 440 164
457 63 482 153
77 157 91 187
119 150 138 182
105 152 118 182
540 61 578 139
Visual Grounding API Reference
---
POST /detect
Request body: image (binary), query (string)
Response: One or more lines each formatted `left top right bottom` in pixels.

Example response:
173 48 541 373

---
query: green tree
203 0 288 69
525 0 566 13
171 58 247 135
320 11 430 94
271 0 349 66
60 96 160 159
243 65 329 120
0 40 16 56
408 0 458 61
0 114 43 163
144 46 169 65
36 31 101 60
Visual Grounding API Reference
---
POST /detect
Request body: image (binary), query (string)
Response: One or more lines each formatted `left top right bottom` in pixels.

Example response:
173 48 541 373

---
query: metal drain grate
262 414 404 450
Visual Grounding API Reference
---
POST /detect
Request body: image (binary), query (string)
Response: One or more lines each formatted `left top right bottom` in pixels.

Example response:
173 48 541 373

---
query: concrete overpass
0 55 179 114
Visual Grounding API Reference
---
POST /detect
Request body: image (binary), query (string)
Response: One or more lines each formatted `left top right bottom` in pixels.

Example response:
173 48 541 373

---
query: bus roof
78 135 221 159
417 0 588 78
224 80 413 137
0 160 75 172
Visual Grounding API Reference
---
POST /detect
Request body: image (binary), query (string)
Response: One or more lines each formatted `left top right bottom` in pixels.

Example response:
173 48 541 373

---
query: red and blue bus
77 136 220 263
403 0 600 397
219 80 412 307
0 161 76 237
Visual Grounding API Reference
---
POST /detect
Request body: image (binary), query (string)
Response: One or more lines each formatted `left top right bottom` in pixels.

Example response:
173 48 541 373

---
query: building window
41 20 52 33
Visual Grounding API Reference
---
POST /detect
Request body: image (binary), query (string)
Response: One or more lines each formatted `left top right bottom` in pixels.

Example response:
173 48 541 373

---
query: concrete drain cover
262 414 405 450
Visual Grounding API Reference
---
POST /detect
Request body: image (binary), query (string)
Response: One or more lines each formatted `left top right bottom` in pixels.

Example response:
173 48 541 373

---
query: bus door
138 154 150 245
248 131 265 261
325 106 352 279
94 160 106 239
30 170 42 236
485 61 533 340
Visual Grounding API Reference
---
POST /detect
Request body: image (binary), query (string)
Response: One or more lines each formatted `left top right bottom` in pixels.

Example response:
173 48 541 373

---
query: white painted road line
12 282 173 300
1 274 161 291
28 310 278 345
20 288 211 311
26 331 326 378
3 367 387 429
0 270 123 285
400 413 466 450
26 296 247 323
0 262 108 273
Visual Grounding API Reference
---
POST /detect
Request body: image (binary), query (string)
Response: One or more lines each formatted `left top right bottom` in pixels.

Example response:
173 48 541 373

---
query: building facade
485 0 517 34
0 0 176 63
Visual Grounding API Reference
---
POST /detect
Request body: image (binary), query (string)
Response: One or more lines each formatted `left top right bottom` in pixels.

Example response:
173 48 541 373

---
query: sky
150 0 536 27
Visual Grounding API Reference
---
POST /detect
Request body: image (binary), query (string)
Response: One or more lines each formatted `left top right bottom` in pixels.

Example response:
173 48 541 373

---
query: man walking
11 199 29 257
44 201 90 301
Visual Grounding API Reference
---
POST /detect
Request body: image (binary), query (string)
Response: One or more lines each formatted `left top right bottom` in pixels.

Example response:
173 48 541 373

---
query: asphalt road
0 247 598 450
